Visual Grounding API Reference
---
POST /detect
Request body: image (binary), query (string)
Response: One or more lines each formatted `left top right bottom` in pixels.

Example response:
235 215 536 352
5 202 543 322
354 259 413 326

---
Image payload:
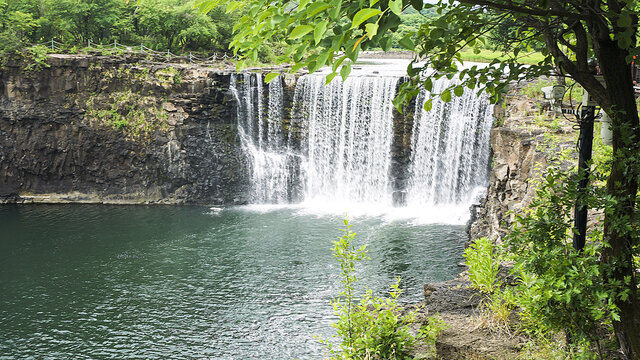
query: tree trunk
597 37 640 360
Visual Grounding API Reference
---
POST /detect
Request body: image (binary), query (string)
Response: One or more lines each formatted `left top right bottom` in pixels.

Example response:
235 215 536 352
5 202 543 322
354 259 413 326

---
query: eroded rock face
0 54 255 204
468 86 577 241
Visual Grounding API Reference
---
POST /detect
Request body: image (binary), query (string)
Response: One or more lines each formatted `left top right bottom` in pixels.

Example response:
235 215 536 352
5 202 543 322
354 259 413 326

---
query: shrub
320 219 443 360
464 237 500 294
507 167 617 357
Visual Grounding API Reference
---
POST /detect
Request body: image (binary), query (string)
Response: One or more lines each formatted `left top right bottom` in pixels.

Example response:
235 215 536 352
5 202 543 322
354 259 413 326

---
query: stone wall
0 54 258 204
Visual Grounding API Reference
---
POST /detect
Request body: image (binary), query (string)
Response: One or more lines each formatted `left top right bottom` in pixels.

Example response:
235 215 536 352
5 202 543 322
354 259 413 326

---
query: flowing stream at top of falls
230 67 493 223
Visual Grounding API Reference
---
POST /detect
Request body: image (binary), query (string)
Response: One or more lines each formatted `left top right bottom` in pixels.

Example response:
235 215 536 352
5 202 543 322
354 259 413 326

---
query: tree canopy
197 0 640 357
0 0 238 54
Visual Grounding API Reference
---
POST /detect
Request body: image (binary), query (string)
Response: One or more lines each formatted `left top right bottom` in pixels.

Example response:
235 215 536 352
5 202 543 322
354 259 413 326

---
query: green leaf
299 0 309 10
306 3 332 17
618 13 632 27
326 72 338 84
454 85 464 97
195 0 220 14
370 0 380 5
265 72 279 83
440 89 451 102
289 25 314 39
410 0 422 11
271 15 285 24
381 37 392 51
235 60 246 71
398 36 414 50
365 23 378 40
294 43 309 61
340 62 352 81
307 60 319 73
351 8 381 29
389 0 402 15
328 0 341 19
316 50 330 70
291 62 305 72
226 1 242 13
315 21 328 44
424 77 433 92
423 98 433 111
332 54 347 71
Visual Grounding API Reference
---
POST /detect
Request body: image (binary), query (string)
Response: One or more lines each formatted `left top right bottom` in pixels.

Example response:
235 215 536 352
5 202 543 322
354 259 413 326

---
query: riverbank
409 79 623 359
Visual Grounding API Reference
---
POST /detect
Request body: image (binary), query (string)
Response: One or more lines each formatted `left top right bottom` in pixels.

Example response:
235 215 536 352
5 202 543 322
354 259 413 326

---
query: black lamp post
573 91 596 251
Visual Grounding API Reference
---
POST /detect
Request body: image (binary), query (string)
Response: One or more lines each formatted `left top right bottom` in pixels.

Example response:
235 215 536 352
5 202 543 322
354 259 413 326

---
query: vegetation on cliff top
0 0 545 65
0 0 236 55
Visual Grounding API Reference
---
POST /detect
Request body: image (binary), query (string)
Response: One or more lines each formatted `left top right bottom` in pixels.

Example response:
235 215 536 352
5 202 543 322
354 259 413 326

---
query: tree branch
457 0 586 20
541 25 610 110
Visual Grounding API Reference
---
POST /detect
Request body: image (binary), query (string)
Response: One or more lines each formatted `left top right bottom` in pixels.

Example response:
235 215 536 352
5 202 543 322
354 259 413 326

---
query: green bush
507 167 617 357
320 219 443 360
24 45 50 72
464 237 500 294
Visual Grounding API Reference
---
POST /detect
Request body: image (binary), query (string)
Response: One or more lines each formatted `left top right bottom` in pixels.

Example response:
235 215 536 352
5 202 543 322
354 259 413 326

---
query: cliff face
2 54 568 218
468 87 577 241
0 54 254 204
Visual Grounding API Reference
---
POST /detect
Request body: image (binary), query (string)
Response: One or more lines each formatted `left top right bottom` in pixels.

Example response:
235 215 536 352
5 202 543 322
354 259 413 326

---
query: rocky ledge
468 81 578 241
0 54 293 204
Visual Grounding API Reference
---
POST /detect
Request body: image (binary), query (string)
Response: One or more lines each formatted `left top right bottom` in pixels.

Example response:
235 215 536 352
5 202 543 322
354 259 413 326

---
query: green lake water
0 204 466 359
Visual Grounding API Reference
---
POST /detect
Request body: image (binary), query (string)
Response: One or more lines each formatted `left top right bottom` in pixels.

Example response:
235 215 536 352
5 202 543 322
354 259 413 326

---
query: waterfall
231 73 298 204
292 75 399 205
406 78 493 206
230 70 493 220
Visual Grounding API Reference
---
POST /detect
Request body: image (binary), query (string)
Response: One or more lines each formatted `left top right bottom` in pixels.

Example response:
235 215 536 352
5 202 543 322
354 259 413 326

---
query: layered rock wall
469 85 577 241
0 54 255 204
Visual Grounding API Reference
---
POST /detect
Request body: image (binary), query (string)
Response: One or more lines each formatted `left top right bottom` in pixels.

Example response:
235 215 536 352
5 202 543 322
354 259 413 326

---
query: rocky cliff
468 82 577 241
0 54 293 204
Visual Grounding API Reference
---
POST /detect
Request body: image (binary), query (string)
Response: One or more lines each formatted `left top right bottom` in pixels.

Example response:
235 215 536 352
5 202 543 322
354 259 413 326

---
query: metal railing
28 39 238 65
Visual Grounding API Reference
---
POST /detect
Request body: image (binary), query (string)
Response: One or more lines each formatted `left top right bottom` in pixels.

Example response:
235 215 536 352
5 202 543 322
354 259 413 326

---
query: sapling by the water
319 218 442 359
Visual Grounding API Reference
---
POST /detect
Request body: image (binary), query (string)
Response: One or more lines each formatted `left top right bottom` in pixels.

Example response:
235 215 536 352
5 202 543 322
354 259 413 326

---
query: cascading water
292 75 399 205
406 78 494 207
230 68 493 221
230 73 299 203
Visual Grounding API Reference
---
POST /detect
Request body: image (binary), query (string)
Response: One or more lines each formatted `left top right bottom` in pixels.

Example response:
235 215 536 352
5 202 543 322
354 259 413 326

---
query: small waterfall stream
407 77 493 206
230 69 493 220
292 75 399 205
230 73 298 203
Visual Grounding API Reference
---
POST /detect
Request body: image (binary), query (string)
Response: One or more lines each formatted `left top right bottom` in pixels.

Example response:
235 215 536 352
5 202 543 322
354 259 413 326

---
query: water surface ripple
0 204 465 359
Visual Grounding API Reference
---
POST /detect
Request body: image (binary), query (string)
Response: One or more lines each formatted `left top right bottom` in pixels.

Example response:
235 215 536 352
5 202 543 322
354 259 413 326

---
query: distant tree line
0 0 537 62
0 0 238 55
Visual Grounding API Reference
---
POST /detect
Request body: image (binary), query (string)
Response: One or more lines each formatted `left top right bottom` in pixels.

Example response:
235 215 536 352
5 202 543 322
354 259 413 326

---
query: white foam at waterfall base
237 200 477 225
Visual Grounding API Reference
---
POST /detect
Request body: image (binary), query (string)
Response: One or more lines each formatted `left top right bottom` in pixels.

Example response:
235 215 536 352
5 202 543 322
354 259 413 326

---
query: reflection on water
0 204 465 359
